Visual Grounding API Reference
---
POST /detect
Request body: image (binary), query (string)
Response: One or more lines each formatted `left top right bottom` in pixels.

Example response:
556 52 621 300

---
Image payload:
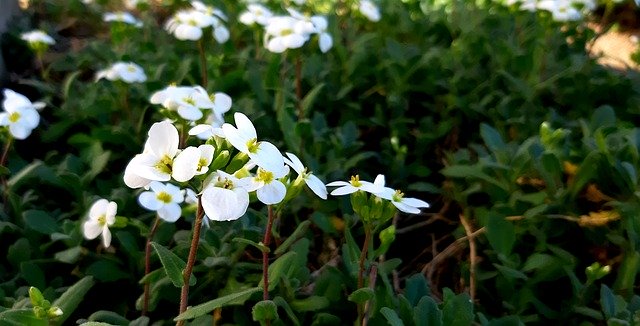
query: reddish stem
177 196 205 326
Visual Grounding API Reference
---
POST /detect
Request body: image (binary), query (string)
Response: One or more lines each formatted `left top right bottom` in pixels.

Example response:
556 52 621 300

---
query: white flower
248 165 289 205
95 62 147 83
537 0 582 21
104 12 143 27
165 10 210 41
239 4 273 26
138 181 184 222
213 25 230 43
264 16 308 53
191 1 228 21
172 144 214 181
150 85 215 121
20 30 55 45
0 89 42 140
326 174 385 196
83 199 117 247
124 121 202 187
222 112 285 173
283 152 327 199
201 170 252 221
359 0 381 22
378 188 429 214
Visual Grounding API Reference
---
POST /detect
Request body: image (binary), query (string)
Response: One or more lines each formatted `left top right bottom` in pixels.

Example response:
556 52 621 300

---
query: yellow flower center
154 155 173 174
349 175 362 187
188 19 198 26
392 190 404 202
281 28 293 36
8 112 20 123
198 158 208 170
156 191 173 203
97 215 107 226
127 65 136 72
182 96 196 106
246 138 259 153
256 168 274 183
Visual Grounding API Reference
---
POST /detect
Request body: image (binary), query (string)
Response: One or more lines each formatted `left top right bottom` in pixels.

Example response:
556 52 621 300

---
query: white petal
234 112 257 140
105 201 118 224
257 181 286 205
325 181 349 187
83 220 102 239
319 33 332 53
177 105 204 121
402 197 430 208
173 147 200 182
250 141 284 173
147 121 179 158
213 26 229 43
89 199 109 219
158 203 182 222
221 124 249 153
330 185 357 196
9 124 31 140
101 226 112 247
212 92 232 114
139 191 163 210
306 174 327 199
393 201 420 214
202 187 249 221
124 155 152 189
284 152 304 173
21 109 40 129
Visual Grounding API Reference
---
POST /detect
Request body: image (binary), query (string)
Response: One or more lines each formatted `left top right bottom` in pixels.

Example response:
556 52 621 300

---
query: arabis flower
150 85 216 121
103 12 143 27
283 152 327 199
326 174 385 196
378 188 429 214
95 62 147 83
20 30 55 47
264 16 308 53
239 4 273 26
248 165 289 205
222 112 285 173
201 170 252 221
359 0 381 22
124 121 202 188
0 89 43 140
83 199 117 247
138 181 184 222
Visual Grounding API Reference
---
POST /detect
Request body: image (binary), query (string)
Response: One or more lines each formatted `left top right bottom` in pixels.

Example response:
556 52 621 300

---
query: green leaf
78 323 114 326
380 307 404 326
8 238 31 267
87 310 129 325
348 288 374 304
259 251 298 291
405 274 429 306
232 238 269 253
174 287 260 321
273 296 300 326
301 83 325 117
52 276 95 325
86 261 129 282
252 300 278 323
441 289 473 326
23 210 59 235
150 242 186 288
480 123 505 153
274 220 311 255
601 284 617 319
485 213 515 256
290 296 330 312
54 246 83 264
414 296 442 326
493 264 528 280
0 309 47 326
129 316 150 326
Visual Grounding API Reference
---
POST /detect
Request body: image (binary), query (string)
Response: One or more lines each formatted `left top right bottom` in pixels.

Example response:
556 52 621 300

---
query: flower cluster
165 1 229 42
239 5 332 53
124 94 327 222
0 89 43 140
95 62 147 83
505 0 595 21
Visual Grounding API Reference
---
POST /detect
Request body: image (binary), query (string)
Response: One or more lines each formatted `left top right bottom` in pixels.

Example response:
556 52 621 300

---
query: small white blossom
222 112 285 173
20 30 55 46
83 199 117 248
239 4 273 26
150 85 215 121
283 152 327 199
247 165 289 205
378 187 429 214
326 174 385 196
138 181 184 222
95 62 147 83
0 89 43 140
264 16 308 53
103 12 143 27
201 170 252 221
359 0 381 22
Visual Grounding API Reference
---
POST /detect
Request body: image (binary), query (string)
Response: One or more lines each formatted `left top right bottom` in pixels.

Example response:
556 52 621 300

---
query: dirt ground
588 23 640 70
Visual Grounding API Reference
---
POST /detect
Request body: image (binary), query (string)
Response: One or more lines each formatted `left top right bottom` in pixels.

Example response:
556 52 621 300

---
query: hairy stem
357 225 372 325
177 196 205 326
459 213 477 302
261 206 275 326
198 39 208 89
1 136 13 204
295 55 302 119
142 217 161 316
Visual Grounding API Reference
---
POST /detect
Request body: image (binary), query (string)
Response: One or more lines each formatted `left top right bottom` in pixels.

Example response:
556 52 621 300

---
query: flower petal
83 220 102 240
257 181 286 205
173 146 200 182
158 203 182 222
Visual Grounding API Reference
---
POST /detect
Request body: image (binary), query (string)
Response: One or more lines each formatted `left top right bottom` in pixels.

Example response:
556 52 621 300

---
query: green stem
198 39 208 89
1 135 13 204
142 217 161 316
177 196 205 326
